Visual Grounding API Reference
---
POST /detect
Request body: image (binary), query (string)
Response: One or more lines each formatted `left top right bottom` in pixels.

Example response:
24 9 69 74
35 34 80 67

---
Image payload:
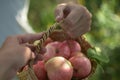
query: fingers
17 44 46 68
23 43 46 55
16 32 44 44
16 46 36 68
55 3 67 22
24 43 36 51
22 46 35 59
65 6 84 24
63 5 87 27
56 3 92 38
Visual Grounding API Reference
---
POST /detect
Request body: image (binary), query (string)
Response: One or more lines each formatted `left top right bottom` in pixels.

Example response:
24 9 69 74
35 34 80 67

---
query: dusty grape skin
45 57 73 80
33 61 47 80
43 41 71 62
69 54 91 79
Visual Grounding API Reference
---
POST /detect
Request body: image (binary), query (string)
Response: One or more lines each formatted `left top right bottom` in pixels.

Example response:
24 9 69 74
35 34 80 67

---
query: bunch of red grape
33 35 92 80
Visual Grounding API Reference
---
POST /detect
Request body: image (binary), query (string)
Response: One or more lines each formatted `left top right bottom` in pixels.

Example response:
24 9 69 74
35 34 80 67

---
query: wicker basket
17 30 97 80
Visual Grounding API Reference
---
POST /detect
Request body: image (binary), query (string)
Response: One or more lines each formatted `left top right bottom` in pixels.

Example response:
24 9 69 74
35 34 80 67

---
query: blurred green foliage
28 0 120 80
28 0 57 32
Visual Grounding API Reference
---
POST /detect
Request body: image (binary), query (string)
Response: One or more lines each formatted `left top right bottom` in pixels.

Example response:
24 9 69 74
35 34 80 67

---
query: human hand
0 33 44 79
55 2 92 38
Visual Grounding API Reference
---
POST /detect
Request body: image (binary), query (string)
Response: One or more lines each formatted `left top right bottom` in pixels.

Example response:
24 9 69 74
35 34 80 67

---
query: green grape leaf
87 47 109 63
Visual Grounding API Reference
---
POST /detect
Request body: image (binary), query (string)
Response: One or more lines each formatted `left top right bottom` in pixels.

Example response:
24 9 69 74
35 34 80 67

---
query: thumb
55 3 67 22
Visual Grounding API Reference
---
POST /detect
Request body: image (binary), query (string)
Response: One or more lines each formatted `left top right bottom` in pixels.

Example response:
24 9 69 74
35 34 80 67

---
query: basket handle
27 21 63 80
